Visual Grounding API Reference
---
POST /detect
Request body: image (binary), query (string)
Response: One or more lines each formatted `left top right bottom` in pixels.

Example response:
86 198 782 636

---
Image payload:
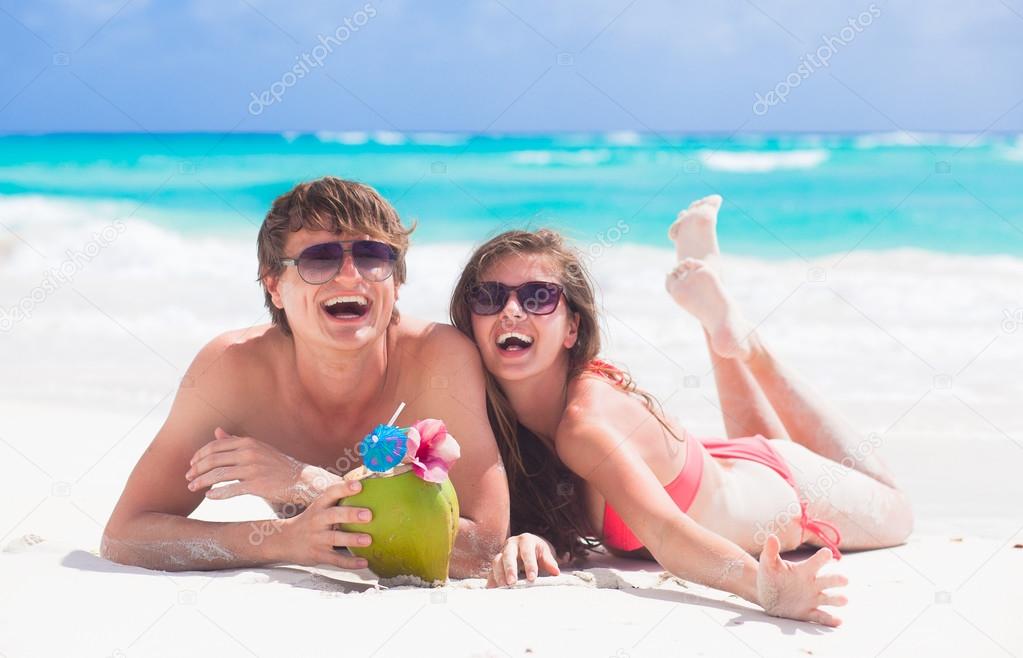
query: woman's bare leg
771 440 913 549
666 256 912 547
666 258 898 489
706 333 790 440
742 334 898 487
669 196 789 441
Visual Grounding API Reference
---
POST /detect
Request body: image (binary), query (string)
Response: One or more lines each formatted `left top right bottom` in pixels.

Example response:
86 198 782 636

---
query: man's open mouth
322 295 371 320
496 332 534 352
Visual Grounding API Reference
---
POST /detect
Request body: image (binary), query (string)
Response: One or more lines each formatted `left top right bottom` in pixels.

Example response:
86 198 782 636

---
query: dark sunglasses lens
298 242 344 283
352 241 397 281
469 282 507 315
519 282 561 315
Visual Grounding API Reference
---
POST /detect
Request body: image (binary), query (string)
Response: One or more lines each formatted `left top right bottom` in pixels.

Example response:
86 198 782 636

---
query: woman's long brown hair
450 229 680 560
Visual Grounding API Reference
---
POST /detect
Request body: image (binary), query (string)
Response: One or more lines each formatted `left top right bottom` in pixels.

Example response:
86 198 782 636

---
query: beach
0 0 1020 651
1 133 1022 656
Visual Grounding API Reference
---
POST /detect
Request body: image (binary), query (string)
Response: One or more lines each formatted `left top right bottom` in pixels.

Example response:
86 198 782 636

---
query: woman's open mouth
322 295 371 321
496 331 534 354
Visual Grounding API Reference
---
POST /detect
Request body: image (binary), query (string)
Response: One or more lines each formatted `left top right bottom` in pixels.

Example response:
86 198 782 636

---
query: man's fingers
323 505 373 526
536 542 560 576
214 426 238 441
314 480 365 509
189 437 245 467
318 550 368 571
204 482 245 500
816 573 849 590
329 530 372 549
187 466 244 491
186 451 241 479
807 608 842 627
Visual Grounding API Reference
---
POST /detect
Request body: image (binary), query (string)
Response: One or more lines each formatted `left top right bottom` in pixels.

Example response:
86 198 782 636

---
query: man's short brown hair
257 176 414 335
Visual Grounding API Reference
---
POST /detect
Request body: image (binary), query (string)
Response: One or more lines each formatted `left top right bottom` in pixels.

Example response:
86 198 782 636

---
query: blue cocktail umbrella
358 402 410 473
360 423 408 472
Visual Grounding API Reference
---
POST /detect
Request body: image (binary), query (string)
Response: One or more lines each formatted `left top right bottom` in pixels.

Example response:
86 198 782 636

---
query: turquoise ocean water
1 131 1021 258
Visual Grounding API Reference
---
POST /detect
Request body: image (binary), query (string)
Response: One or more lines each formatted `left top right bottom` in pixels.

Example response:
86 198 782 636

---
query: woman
450 195 913 626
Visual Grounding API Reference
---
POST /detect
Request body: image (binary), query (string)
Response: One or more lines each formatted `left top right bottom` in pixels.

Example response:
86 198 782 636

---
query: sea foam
698 149 828 172
1 193 1020 444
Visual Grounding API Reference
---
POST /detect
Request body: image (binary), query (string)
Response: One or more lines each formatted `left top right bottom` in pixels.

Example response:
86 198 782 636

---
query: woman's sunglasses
281 240 397 284
468 281 564 316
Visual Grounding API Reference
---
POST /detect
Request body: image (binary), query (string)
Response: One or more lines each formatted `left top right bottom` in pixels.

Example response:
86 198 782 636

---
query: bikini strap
799 501 843 560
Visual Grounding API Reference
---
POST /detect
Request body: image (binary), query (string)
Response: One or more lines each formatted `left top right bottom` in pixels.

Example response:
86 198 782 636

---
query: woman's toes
687 194 722 209
668 258 701 279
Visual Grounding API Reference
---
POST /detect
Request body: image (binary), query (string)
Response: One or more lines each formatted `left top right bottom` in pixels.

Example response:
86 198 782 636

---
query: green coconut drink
339 466 459 583
337 408 461 584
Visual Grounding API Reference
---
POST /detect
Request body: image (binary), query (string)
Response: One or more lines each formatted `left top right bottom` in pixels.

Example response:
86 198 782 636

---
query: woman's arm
555 418 844 626
558 420 759 599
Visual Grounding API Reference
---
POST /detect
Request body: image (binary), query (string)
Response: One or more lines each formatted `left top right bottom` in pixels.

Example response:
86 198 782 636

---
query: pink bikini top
582 359 706 553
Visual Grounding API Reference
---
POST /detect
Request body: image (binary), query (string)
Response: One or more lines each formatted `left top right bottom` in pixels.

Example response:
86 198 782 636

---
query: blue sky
1 0 1021 133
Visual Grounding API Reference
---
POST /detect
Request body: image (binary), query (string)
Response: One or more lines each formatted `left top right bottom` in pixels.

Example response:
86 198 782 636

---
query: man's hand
486 533 561 587
186 427 334 506
270 481 375 569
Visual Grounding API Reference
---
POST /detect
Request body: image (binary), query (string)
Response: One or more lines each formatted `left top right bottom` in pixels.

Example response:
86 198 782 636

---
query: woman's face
470 253 579 383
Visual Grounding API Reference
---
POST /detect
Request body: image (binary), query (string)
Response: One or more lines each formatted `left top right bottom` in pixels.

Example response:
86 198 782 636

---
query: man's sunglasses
281 240 397 284
467 281 564 316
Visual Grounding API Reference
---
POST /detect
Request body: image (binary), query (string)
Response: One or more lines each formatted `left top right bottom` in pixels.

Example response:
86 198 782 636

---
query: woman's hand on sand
486 533 561 587
185 427 335 506
271 481 373 569
756 535 848 627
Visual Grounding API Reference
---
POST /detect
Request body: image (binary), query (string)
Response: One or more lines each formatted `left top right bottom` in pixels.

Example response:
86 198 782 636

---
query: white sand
2 208 1023 656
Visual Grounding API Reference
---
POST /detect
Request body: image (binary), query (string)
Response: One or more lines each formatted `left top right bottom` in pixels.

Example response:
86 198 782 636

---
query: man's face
267 229 398 350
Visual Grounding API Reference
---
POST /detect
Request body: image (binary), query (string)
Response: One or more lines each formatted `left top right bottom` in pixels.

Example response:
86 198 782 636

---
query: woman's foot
665 258 752 360
668 194 723 272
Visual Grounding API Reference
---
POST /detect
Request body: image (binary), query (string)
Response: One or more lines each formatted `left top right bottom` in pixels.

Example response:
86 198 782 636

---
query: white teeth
496 332 534 347
323 295 368 307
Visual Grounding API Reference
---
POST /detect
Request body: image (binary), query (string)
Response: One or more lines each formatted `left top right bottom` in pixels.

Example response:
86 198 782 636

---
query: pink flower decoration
404 418 461 483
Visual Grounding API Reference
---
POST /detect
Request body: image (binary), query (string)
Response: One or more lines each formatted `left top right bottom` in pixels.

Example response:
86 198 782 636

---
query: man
102 176 509 577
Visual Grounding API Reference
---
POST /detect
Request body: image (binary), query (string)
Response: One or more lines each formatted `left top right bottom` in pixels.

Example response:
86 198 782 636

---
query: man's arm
416 326 510 578
101 332 369 571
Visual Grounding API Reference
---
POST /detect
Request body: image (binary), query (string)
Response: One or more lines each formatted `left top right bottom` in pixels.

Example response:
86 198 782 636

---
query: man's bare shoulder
393 317 481 372
186 324 285 393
